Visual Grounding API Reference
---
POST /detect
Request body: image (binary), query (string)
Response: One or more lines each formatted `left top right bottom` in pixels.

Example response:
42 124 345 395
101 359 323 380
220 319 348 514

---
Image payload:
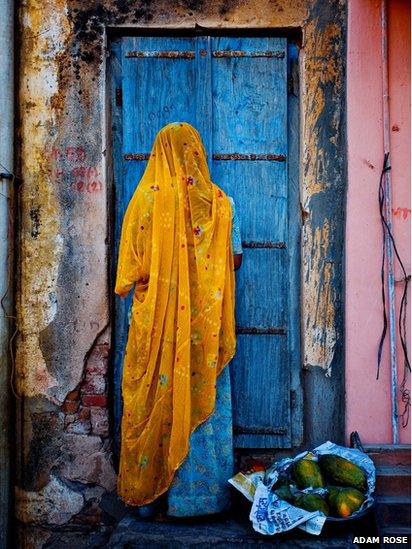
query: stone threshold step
365 446 411 468
378 524 411 534
365 445 411 450
375 495 411 505
378 526 411 547
375 465 411 475
375 498 411 529
374 466 411 497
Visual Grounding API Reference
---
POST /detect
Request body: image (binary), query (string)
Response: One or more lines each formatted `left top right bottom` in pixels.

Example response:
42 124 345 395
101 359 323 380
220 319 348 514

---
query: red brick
62 400 80 414
64 414 76 428
66 389 80 401
90 407 109 437
81 374 106 395
82 395 107 407
97 342 110 359
85 356 107 376
102 345 110 359
77 406 90 420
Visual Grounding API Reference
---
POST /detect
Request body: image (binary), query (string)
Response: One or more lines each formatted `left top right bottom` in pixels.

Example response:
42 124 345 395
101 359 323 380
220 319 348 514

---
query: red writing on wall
71 166 102 193
47 146 86 162
48 145 103 194
392 207 411 220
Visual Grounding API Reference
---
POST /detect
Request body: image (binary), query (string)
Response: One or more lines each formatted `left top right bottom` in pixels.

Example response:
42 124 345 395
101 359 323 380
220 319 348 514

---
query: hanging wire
377 153 390 379
377 152 411 426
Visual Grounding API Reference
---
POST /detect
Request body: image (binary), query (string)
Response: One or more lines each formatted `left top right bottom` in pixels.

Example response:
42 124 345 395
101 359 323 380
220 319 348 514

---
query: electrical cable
377 152 411 427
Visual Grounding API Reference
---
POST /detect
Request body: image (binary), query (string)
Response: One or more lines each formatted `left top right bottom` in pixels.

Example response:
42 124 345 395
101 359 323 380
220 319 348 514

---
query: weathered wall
346 0 411 445
15 0 346 545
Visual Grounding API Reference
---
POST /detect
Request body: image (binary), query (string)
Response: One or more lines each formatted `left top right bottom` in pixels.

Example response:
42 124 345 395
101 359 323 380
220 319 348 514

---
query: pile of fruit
272 453 369 519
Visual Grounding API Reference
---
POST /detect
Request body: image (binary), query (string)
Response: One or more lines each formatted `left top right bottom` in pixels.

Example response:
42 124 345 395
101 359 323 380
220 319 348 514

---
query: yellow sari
115 122 236 506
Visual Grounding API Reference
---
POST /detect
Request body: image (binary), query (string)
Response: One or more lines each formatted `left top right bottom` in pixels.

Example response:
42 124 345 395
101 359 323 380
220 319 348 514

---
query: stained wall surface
16 0 347 544
346 0 411 444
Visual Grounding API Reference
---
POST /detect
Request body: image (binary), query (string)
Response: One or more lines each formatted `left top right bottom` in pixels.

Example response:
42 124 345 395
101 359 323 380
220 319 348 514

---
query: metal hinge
115 87 122 107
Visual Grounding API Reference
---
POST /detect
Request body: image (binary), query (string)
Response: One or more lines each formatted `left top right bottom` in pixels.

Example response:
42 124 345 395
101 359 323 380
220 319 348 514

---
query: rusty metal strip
242 241 286 249
236 326 287 335
212 50 285 59
213 153 286 162
124 153 150 161
125 153 286 162
234 426 288 435
125 50 195 59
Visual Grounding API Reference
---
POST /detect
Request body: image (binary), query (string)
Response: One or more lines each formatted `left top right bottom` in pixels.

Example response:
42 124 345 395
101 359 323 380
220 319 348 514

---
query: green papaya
293 493 330 516
326 485 342 500
318 455 367 492
293 457 324 489
274 485 294 503
327 486 366 518
272 473 290 489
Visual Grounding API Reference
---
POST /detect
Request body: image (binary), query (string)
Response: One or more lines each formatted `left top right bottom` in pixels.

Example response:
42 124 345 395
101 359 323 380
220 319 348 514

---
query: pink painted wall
346 0 411 444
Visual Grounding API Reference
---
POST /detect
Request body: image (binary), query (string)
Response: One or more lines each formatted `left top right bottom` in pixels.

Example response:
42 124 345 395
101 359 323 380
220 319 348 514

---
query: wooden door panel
211 36 287 154
210 36 290 447
235 248 287 329
231 334 290 448
212 161 287 242
121 36 197 153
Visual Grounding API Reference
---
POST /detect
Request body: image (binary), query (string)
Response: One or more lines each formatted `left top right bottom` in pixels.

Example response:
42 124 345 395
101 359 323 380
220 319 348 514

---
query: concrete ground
101 497 388 549
36 506 411 549
106 515 361 548
37 489 410 548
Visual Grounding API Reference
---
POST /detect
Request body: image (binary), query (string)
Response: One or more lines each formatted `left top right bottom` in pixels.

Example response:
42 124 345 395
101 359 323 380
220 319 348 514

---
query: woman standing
115 122 241 515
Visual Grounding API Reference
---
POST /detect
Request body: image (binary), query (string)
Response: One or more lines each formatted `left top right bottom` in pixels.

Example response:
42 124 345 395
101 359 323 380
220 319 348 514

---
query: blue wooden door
110 36 301 453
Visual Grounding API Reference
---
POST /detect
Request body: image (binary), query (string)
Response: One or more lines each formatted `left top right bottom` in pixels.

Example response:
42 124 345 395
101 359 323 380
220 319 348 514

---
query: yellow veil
115 122 236 505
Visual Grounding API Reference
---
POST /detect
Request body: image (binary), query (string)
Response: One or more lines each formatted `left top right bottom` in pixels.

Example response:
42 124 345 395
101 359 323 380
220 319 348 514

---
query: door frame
107 31 303 459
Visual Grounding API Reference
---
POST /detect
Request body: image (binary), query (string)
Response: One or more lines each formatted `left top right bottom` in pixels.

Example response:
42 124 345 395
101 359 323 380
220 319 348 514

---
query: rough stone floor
37 493 412 549
106 514 366 548
100 495 382 549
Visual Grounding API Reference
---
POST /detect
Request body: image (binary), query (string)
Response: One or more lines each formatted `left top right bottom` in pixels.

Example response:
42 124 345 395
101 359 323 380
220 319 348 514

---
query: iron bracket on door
234 426 288 435
212 50 285 59
242 240 286 249
124 50 285 59
124 153 286 162
236 326 287 336
213 153 286 161
124 153 150 161
125 50 195 59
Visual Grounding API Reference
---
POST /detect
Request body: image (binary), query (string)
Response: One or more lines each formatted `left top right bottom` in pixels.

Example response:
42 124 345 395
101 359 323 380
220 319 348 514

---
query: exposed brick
82 395 107 407
81 374 106 395
90 407 109 437
64 414 76 428
61 400 80 414
100 343 109 358
85 355 107 376
66 389 80 401
77 406 90 420
66 419 91 435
